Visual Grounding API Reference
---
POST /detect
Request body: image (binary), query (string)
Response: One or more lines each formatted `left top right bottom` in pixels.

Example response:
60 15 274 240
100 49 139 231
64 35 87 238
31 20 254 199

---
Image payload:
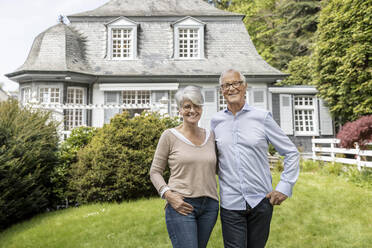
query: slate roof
9 0 285 79
15 24 90 73
68 20 284 77
68 0 242 17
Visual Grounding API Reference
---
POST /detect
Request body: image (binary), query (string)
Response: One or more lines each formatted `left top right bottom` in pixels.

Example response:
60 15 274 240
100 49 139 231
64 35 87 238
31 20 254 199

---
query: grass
0 171 371 248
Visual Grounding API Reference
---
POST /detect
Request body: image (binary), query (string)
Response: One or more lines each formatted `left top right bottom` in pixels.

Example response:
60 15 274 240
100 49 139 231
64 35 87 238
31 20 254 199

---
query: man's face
220 71 247 105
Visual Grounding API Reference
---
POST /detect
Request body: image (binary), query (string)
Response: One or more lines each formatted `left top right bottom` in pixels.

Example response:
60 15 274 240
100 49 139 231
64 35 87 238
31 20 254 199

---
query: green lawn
0 171 371 248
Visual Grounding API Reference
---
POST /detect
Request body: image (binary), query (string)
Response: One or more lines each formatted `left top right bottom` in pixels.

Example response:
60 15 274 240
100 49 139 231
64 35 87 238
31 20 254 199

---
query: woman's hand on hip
164 191 194 216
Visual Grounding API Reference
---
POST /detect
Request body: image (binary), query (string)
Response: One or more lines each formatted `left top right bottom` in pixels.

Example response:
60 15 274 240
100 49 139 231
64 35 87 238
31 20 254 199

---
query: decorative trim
268 87 318 94
172 16 206 26
105 16 139 26
98 83 179 91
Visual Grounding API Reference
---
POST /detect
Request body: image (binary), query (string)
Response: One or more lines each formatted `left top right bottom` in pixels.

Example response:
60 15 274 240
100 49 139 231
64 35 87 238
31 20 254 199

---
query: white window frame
38 87 61 103
173 17 205 60
294 95 319 136
64 87 87 131
21 87 32 104
218 90 227 111
122 90 151 105
107 17 138 60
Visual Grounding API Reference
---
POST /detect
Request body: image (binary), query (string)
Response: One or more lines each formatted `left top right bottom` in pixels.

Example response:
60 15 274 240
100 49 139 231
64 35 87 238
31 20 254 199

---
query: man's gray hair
219 69 246 85
175 85 204 109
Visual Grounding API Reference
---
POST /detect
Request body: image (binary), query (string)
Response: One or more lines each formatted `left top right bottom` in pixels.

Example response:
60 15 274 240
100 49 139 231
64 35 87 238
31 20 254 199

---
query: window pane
294 96 315 133
178 28 199 58
112 28 132 59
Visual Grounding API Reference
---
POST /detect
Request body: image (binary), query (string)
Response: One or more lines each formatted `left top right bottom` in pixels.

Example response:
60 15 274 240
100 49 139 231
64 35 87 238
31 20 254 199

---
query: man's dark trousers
220 197 273 248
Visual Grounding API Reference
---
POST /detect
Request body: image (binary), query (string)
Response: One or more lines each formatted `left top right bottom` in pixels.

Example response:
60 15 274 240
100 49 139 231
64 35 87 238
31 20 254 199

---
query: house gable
172 16 206 26
105 16 139 26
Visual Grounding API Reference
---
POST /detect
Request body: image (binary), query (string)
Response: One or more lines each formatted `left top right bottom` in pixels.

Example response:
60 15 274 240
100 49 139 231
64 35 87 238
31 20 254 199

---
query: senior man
211 69 300 248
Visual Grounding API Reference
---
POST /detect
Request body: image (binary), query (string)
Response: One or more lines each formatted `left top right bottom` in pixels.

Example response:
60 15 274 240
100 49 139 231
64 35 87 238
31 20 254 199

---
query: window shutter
280 94 294 135
200 89 216 128
319 99 333 135
251 89 267 110
104 92 120 124
153 91 168 103
204 90 215 103
105 91 119 104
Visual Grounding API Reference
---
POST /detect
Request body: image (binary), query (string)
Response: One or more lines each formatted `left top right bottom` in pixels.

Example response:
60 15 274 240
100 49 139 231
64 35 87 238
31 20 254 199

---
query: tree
337 115 372 149
278 55 314 85
0 100 59 229
224 0 278 66
211 0 321 79
272 0 322 70
51 126 97 206
314 0 372 124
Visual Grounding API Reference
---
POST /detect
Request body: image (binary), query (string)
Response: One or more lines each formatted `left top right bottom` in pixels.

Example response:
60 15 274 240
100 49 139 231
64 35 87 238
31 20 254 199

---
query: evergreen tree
212 0 321 75
273 0 321 70
278 55 314 85
314 0 372 124
225 0 278 66
0 100 59 229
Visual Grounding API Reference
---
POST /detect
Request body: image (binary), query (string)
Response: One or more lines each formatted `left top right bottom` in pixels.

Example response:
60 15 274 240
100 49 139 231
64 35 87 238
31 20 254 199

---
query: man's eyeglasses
220 81 244 91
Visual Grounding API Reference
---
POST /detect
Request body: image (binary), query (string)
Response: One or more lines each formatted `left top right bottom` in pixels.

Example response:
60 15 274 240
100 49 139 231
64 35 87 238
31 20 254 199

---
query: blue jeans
165 197 219 248
220 198 273 248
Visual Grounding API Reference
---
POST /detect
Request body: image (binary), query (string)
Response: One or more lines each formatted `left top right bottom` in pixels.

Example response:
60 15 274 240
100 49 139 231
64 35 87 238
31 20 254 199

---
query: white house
5 0 333 151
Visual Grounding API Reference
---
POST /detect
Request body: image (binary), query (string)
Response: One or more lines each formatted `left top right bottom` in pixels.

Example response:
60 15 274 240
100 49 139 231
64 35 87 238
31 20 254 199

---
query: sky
0 0 111 92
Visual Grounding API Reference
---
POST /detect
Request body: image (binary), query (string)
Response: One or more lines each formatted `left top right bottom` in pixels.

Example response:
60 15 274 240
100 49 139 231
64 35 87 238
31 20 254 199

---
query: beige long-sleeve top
150 129 218 201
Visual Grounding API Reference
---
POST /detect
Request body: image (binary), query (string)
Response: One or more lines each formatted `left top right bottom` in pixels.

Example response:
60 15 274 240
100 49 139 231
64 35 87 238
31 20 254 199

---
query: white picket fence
312 138 372 170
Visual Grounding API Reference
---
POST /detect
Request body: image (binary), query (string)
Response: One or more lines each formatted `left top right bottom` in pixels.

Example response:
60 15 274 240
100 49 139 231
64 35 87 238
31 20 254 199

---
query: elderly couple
150 69 300 248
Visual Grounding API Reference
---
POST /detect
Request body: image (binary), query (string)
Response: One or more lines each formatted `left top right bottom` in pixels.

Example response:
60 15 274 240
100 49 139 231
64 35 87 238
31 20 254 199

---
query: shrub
321 162 345 176
345 168 372 190
51 126 97 207
0 100 59 229
268 143 277 156
69 111 179 204
337 115 372 149
300 159 321 172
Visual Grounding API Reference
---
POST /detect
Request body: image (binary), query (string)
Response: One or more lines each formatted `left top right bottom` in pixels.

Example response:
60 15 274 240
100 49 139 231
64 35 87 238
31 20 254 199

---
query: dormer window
106 17 138 60
112 28 133 58
173 17 205 59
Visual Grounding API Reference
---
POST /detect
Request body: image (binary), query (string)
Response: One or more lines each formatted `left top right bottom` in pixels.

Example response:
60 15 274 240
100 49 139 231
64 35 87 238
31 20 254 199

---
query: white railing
25 103 158 110
312 138 372 170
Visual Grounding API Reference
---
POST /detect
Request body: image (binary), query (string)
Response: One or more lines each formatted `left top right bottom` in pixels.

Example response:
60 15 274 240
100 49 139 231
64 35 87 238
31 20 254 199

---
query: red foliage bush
337 115 372 149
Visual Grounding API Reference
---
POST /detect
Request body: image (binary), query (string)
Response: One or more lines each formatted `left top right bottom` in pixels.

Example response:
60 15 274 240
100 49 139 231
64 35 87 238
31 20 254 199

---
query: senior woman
150 86 219 248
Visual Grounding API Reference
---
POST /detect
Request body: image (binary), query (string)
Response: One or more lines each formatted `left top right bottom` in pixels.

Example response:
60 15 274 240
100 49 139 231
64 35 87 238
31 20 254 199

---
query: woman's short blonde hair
175 86 204 109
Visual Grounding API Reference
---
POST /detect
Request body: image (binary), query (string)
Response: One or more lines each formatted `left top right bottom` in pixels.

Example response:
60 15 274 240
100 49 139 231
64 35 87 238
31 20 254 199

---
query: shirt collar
224 102 253 114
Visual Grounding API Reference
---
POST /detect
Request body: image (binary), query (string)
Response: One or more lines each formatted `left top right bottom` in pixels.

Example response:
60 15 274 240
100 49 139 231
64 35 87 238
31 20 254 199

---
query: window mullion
120 29 124 58
187 29 191 58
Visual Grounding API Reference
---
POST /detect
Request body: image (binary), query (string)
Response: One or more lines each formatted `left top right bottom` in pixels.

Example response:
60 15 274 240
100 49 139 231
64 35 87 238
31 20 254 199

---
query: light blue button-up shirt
211 103 300 210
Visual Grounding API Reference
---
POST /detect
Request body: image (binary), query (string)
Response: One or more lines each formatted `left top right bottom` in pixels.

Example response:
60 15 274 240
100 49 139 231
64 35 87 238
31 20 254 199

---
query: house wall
92 83 105 127
178 81 270 128
271 92 334 153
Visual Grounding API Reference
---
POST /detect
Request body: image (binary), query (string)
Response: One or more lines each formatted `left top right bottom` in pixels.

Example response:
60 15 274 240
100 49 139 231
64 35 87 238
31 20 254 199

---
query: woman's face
179 99 202 125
